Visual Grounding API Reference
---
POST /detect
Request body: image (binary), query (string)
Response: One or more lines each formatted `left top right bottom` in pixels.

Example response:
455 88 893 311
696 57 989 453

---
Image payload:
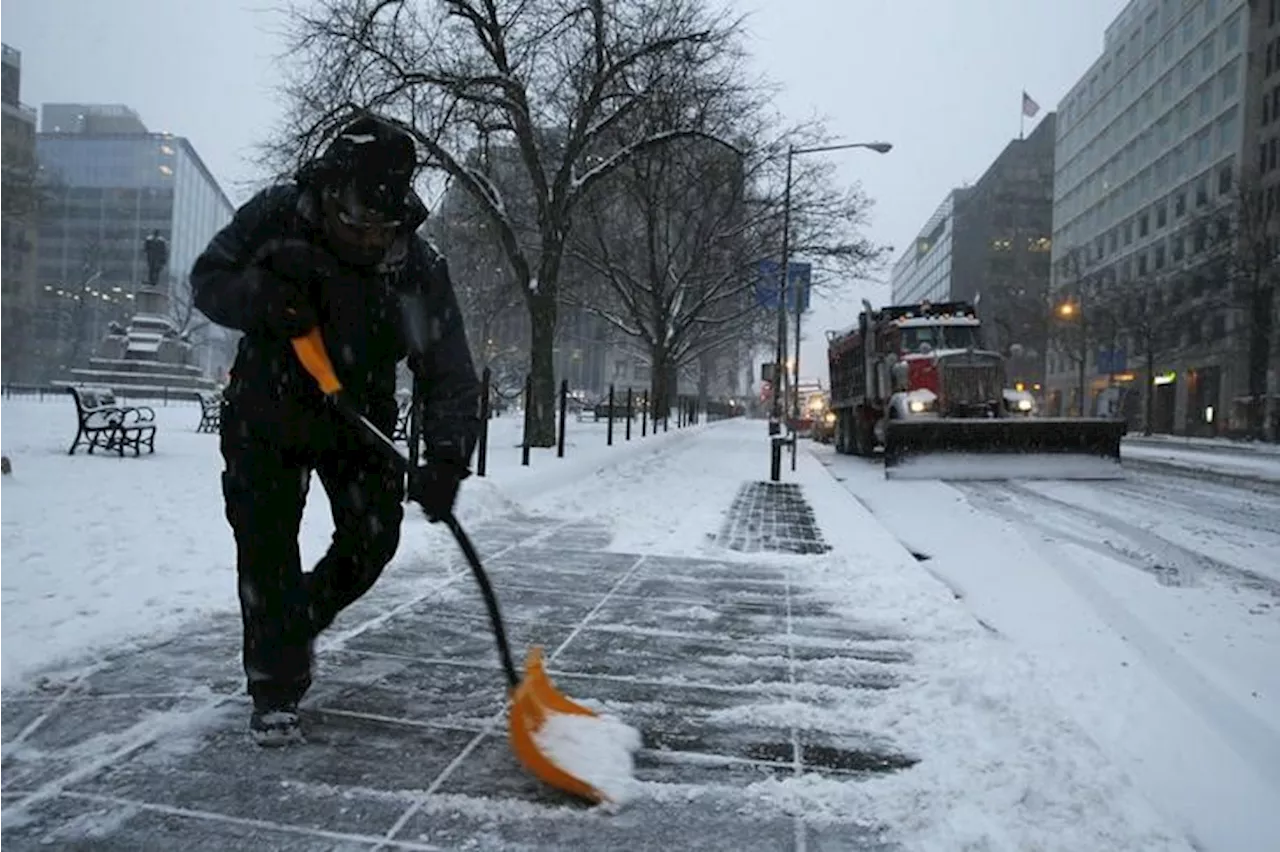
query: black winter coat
190 184 480 468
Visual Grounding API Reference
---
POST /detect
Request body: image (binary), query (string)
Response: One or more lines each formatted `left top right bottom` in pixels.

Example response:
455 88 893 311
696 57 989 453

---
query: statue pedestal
134 286 170 320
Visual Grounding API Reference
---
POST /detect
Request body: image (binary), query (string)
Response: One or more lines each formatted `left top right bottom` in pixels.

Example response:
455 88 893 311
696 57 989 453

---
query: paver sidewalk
2 506 911 850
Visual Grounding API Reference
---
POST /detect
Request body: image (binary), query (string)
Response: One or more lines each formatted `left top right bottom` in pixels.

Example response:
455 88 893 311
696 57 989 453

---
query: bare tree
565 101 882 418
268 0 746 445
1191 170 1279 439
426 188 527 404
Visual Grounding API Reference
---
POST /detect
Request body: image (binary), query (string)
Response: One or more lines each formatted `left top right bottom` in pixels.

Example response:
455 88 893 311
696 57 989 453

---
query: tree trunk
649 346 671 425
525 290 559 447
1144 346 1155 436
1247 283 1274 440
697 351 713 411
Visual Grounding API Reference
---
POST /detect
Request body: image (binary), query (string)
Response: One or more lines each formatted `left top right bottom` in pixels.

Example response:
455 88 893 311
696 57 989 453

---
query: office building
890 189 970 306
1 44 40 382
889 117 1056 389
1047 0 1251 429
27 104 235 382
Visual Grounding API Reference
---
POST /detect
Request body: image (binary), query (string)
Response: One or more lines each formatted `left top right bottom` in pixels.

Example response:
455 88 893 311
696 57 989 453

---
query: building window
1200 39 1215 73
1223 10 1241 49
1154 242 1166 269
1139 213 1150 237
1175 192 1186 217
1196 178 1209 207
1199 84 1213 117
1157 203 1168 228
1217 108 1237 150
1220 60 1239 101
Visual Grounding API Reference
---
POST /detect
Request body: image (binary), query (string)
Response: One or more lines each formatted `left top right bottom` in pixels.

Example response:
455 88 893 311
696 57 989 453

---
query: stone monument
65 229 217 395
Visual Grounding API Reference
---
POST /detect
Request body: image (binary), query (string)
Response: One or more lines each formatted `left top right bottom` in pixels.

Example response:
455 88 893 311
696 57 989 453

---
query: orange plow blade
507 646 606 803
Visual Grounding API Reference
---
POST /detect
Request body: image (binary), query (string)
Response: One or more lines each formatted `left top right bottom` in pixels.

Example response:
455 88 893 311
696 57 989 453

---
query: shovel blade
507 646 604 803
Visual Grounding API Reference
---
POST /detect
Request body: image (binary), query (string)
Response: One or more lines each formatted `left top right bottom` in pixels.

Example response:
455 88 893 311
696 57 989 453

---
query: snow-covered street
823 446 1280 852
3 397 1277 850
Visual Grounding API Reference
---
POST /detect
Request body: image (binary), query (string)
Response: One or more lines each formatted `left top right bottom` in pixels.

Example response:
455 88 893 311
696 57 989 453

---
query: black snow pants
220 399 404 708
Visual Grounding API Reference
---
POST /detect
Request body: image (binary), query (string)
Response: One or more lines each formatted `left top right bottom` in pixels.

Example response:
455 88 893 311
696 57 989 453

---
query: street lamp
1055 295 1086 416
770 139 892 479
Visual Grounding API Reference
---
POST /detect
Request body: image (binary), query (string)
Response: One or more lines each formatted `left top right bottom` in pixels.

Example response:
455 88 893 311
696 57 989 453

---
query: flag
1022 91 1040 118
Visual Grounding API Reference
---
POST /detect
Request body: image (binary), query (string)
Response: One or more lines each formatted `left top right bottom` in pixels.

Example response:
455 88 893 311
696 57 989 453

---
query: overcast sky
3 0 1127 383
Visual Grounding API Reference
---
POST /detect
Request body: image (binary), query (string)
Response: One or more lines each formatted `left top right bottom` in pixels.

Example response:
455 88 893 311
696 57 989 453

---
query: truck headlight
1016 398 1033 411
824 411 836 424
908 399 927 413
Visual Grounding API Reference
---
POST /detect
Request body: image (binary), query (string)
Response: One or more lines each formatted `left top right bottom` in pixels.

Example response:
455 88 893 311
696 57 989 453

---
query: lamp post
1056 295 1087 416
771 139 892 478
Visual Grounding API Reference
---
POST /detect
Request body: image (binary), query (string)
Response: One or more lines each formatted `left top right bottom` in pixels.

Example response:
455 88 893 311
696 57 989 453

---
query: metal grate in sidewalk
716 482 832 555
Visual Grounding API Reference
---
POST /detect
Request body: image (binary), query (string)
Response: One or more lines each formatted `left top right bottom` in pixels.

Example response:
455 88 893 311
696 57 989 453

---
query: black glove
408 461 470 522
256 273 317 339
255 240 340 339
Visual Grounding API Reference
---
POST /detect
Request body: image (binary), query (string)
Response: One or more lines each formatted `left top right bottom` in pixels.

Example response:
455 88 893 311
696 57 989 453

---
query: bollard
521 372 532 467
625 388 633 440
770 436 783 482
641 390 649 437
606 384 615 446
477 367 491 476
557 379 568 458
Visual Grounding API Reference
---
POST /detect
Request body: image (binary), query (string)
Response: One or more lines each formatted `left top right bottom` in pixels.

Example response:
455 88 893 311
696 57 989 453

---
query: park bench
66 386 157 457
196 391 222 434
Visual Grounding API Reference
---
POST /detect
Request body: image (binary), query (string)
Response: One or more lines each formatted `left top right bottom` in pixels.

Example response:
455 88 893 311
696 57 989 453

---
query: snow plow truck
825 299 1126 480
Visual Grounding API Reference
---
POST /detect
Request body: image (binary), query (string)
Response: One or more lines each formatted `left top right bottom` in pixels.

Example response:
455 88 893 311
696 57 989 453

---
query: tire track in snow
952 482 1280 793
1102 473 1280 538
969 481 1280 599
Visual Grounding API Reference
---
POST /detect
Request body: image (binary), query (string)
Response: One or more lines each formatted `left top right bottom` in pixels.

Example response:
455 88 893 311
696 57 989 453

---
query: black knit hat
311 114 417 221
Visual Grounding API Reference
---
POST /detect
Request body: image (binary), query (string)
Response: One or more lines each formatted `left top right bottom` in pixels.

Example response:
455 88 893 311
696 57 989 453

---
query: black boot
249 698 303 747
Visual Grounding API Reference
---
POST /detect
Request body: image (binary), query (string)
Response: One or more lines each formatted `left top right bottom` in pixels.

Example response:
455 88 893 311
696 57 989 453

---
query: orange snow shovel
291 328 606 803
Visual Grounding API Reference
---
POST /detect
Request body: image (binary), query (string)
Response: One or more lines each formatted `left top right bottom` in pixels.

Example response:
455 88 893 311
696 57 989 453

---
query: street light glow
1057 302 1077 318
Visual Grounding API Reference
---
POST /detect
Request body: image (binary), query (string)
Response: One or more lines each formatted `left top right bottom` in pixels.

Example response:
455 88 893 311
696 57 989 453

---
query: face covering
321 182 403 267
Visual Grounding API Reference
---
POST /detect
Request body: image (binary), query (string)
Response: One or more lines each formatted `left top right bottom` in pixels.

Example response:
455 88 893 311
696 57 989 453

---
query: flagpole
1020 90 1025 140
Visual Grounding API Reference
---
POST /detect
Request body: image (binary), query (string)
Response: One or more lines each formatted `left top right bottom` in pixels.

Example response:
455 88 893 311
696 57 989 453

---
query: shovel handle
291 328 343 396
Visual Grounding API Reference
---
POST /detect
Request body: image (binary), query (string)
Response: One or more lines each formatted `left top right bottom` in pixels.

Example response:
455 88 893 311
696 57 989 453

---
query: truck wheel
853 415 875 457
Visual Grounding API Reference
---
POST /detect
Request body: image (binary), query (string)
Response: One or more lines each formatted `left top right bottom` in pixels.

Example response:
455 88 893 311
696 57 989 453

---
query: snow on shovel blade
508 646 641 805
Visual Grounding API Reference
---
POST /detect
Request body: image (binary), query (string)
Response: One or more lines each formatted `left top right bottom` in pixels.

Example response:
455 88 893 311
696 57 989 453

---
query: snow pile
532 711 643 805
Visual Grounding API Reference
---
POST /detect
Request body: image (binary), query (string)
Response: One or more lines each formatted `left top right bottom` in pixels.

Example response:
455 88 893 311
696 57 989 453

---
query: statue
143 230 169 289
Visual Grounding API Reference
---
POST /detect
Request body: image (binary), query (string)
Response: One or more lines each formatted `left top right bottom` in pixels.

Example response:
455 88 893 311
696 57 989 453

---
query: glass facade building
29 118 233 379
890 189 969 306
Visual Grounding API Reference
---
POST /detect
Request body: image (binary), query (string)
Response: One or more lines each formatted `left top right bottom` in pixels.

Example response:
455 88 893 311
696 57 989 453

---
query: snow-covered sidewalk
2 412 1197 850
0 395 695 687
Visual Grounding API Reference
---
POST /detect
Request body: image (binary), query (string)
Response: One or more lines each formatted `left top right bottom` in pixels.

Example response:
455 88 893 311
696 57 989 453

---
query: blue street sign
756 259 812 313
1096 347 1127 375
